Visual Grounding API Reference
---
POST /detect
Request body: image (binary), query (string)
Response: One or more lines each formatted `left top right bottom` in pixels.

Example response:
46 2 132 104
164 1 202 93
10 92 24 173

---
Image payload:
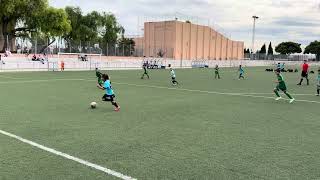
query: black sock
307 79 309 85
317 89 319 95
299 79 303 84
112 102 119 108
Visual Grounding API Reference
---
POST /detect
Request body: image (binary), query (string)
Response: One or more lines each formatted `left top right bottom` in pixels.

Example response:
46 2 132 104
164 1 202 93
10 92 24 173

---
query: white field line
0 130 136 180
0 78 85 84
233 92 317 96
0 78 319 104
0 75 26 80
112 82 320 104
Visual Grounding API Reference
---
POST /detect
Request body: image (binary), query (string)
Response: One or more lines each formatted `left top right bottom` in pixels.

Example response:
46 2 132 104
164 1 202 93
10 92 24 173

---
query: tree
35 7 71 53
275 42 302 55
100 13 124 45
64 7 105 52
64 6 83 42
118 38 135 56
63 7 124 55
304 40 320 61
0 0 48 51
267 42 273 55
244 48 250 54
260 44 266 54
0 0 71 52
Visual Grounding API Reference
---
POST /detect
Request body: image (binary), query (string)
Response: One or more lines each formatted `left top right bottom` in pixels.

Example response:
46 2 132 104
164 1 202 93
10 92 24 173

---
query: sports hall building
134 20 244 60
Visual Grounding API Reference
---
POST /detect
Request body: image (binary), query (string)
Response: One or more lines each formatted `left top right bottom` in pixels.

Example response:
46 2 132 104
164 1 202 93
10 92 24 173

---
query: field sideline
1 67 320 180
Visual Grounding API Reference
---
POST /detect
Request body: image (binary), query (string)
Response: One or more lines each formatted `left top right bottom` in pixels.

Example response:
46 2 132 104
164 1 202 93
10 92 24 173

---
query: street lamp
251 16 259 53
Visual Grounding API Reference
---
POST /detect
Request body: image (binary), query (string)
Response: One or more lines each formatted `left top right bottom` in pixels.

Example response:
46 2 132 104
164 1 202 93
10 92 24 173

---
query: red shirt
302 63 309 72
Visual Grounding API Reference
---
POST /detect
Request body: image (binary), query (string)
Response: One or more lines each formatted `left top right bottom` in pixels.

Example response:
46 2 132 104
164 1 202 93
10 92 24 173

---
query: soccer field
1 67 320 180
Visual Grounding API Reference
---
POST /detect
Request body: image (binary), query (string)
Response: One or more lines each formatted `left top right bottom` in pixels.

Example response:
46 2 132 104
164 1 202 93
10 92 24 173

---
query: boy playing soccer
141 63 150 79
214 65 220 79
317 68 320 96
170 68 179 85
239 65 245 79
274 69 295 103
95 68 103 86
97 74 120 111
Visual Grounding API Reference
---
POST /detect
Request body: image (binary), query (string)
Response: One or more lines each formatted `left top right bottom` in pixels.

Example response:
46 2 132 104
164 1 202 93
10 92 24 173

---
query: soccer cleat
275 97 282 101
316 94 319 96
289 98 295 104
297 83 301 85
114 106 121 112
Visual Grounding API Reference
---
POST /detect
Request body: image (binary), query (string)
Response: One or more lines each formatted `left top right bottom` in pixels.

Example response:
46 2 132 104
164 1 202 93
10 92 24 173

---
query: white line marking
0 130 136 180
1 78 319 104
0 79 85 84
113 82 320 104
233 92 317 96
0 75 26 80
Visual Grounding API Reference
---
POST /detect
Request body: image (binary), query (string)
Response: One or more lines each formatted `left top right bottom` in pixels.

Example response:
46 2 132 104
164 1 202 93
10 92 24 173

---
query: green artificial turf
0 66 320 180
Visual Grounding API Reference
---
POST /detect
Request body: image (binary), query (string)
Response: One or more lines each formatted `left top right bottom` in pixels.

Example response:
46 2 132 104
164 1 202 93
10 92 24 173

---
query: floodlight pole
251 16 259 53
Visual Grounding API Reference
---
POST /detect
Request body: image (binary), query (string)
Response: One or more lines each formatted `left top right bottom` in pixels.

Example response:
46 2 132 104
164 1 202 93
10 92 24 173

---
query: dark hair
102 74 109 80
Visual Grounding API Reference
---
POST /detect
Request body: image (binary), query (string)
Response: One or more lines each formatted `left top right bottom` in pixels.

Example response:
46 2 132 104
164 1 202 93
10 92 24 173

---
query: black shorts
172 77 176 81
102 94 115 101
301 71 308 78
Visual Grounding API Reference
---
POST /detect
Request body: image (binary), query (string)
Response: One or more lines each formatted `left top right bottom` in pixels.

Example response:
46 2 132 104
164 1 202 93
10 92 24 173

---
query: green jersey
215 67 219 74
277 74 287 90
96 71 102 78
96 71 103 85
143 66 148 73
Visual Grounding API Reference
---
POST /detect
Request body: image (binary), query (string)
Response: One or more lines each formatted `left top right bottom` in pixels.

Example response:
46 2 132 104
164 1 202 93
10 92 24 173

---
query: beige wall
203 27 210 59
143 20 244 60
221 36 227 60
209 29 216 60
190 23 197 59
227 39 233 60
215 32 222 60
196 25 204 59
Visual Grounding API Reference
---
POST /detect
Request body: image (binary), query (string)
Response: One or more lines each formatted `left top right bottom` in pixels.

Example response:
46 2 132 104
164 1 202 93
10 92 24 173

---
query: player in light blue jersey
281 63 285 71
239 65 245 80
97 74 120 111
317 68 320 96
276 63 281 71
170 68 179 85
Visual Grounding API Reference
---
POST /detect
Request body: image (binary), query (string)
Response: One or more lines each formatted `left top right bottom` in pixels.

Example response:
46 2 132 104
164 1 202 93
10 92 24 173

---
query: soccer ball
90 102 97 109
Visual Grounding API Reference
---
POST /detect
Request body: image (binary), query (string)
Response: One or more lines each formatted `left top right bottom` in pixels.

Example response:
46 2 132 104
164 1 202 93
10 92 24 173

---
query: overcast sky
50 0 320 51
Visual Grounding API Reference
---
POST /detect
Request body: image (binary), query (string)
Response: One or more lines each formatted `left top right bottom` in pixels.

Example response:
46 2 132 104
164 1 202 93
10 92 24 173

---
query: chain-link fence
244 53 317 61
3 37 141 57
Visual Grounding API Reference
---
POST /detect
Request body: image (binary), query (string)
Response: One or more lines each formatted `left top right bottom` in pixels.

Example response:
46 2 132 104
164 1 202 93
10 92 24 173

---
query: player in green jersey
141 63 150 79
95 68 103 86
214 65 220 79
274 69 295 103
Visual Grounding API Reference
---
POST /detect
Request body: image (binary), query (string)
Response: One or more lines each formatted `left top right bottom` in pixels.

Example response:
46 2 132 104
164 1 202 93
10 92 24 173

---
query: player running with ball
97 74 120 111
274 69 295 103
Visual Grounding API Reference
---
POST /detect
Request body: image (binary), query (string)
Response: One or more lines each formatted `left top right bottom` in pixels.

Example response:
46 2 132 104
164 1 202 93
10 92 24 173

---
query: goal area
57 52 102 62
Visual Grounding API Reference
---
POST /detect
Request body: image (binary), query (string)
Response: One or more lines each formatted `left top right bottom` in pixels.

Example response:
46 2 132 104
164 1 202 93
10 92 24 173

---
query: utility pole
251 16 259 53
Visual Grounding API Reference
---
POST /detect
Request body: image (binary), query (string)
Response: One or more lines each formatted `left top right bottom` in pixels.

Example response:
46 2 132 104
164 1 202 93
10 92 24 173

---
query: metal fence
1 57 320 72
244 53 317 61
